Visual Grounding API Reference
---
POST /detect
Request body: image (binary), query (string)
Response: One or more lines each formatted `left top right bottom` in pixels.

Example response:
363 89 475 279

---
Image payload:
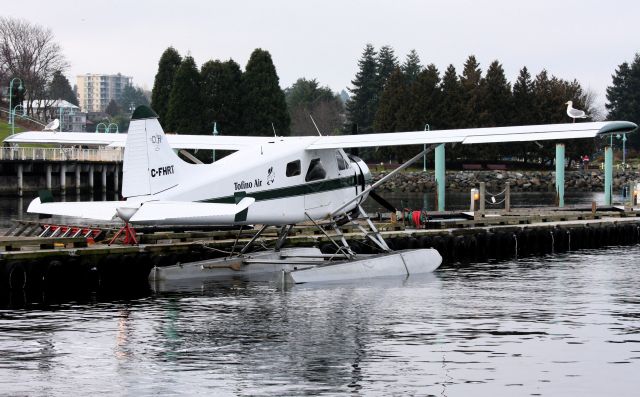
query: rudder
122 106 183 198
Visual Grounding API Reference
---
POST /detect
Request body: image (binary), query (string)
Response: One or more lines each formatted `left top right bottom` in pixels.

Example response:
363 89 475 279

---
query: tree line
347 44 604 163
150 47 289 136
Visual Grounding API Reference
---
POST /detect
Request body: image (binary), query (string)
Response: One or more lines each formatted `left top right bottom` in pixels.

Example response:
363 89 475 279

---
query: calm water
1 247 639 396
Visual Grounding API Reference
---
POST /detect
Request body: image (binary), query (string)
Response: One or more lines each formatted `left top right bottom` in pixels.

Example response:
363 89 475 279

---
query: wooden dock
1 206 640 291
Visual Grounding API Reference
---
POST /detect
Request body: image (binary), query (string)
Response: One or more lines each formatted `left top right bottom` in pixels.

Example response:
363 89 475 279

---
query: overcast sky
4 0 639 111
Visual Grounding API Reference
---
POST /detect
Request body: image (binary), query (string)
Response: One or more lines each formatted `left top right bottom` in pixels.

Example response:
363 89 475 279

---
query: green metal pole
555 143 565 207
604 146 613 205
435 143 445 212
423 124 430 172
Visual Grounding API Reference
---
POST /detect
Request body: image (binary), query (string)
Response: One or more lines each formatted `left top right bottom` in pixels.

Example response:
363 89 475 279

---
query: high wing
5 131 275 151
7 121 636 151
305 121 638 150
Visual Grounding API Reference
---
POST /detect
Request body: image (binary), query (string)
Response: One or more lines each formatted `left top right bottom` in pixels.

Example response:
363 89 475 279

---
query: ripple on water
1 246 640 395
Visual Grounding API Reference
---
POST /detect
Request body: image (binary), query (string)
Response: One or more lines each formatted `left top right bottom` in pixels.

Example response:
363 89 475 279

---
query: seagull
565 101 587 123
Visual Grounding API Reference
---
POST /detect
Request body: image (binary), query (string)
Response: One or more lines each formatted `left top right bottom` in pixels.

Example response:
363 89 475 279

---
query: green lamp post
8 78 24 124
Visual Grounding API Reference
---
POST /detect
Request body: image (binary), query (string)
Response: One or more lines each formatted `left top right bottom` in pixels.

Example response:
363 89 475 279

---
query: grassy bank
0 119 23 142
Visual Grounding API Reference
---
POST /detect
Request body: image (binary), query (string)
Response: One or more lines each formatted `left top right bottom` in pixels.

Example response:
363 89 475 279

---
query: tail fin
122 106 183 198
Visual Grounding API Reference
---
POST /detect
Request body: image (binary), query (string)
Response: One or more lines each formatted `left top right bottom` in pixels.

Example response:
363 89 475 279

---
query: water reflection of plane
152 274 443 393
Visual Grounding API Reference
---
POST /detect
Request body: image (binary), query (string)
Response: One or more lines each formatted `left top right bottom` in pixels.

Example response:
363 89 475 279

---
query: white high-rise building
76 73 133 112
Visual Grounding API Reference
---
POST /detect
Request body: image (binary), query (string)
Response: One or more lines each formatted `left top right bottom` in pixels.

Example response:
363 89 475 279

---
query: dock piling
101 166 107 193
605 146 613 205
17 163 23 197
435 144 445 212
46 164 52 190
556 143 565 207
75 166 81 194
60 164 66 195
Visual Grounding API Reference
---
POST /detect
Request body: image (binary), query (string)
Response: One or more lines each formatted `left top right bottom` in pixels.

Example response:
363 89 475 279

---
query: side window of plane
286 160 301 177
336 151 349 171
305 158 326 182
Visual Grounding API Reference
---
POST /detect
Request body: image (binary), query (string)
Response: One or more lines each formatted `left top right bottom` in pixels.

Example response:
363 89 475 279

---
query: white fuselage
128 138 371 225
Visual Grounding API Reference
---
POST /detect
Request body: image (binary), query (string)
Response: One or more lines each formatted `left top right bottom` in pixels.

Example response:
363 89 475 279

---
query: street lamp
8 78 24 124
10 105 26 135
95 122 108 133
107 123 119 133
423 124 430 172
212 121 219 161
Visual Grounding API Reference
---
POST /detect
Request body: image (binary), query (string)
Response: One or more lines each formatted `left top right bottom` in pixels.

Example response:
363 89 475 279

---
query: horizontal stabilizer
129 197 255 223
27 198 126 221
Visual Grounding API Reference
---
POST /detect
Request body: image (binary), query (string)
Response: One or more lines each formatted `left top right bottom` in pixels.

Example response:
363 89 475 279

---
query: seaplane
11 106 637 284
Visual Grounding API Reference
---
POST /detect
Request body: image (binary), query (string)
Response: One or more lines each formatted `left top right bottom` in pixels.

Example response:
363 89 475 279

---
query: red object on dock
108 222 138 245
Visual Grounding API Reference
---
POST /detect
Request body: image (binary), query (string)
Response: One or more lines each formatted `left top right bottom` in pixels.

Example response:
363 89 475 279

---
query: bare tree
581 88 605 121
289 99 345 136
0 17 68 119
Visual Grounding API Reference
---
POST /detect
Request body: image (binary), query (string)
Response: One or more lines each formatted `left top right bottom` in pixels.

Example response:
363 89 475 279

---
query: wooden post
505 183 511 213
479 182 486 214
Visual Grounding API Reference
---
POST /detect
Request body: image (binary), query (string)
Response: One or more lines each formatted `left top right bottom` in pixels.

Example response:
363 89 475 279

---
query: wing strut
330 144 438 218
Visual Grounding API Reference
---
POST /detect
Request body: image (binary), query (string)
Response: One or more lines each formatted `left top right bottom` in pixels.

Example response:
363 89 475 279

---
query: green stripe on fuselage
202 175 357 204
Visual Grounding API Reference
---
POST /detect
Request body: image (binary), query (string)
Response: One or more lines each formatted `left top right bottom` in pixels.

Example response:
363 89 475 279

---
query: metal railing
0 147 123 162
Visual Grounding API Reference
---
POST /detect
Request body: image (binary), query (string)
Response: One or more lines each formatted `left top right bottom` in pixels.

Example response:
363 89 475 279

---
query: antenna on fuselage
309 115 322 136
271 123 277 137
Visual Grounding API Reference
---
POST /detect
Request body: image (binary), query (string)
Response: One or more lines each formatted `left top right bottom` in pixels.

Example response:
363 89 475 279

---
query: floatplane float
14 106 636 284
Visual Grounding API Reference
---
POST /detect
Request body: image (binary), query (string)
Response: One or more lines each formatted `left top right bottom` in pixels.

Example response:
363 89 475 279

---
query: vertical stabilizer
122 106 182 198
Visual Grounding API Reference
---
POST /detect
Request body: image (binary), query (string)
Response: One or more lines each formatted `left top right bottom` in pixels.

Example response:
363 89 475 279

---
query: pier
0 146 122 196
2 206 639 290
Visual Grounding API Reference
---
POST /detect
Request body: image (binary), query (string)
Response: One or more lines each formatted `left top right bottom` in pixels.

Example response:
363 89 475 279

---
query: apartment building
76 73 132 113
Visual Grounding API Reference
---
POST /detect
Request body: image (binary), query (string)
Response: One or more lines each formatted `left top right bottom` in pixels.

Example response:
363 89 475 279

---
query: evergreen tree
512 66 538 162
48 71 78 105
373 68 408 133
347 44 378 133
285 78 343 135
285 78 335 108
438 64 464 130
201 59 244 134
151 47 182 125
240 48 290 135
532 69 553 123
165 56 204 133
512 67 536 124
404 63 442 130
482 60 512 127
118 84 149 112
105 99 121 117
376 45 398 93
459 55 485 127
401 49 423 82
606 54 640 149
481 60 512 159
373 68 408 161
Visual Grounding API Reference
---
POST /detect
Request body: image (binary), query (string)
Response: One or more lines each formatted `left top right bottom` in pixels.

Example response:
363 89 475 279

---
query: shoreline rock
372 170 640 193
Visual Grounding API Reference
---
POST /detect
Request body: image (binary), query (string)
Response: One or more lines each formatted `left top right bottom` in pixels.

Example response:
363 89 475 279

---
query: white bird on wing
566 100 588 122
